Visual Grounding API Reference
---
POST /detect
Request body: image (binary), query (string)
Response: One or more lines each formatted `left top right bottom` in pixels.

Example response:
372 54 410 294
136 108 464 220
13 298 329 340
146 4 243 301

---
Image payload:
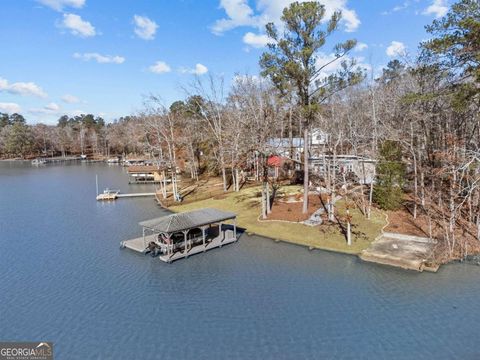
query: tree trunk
162 170 167 198
289 106 294 159
261 184 267 219
221 166 227 192
367 177 374 220
266 182 271 214
412 151 418 219
347 219 351 246
477 214 480 242
235 168 240 192
303 127 309 214
329 150 337 222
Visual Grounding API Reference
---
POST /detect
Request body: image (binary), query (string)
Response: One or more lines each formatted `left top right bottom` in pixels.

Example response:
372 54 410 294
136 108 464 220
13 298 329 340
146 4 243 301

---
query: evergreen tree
259 1 363 213
4 122 34 158
420 0 480 108
373 140 406 210
0 113 10 128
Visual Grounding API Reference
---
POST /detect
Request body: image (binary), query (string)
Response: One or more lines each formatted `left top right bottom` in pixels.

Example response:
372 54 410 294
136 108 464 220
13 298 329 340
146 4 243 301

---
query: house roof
267 138 304 148
309 155 376 163
139 208 236 233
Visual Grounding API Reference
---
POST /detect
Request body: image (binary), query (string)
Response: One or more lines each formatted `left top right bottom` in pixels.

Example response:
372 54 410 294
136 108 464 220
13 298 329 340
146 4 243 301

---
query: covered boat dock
127 165 165 184
121 208 238 263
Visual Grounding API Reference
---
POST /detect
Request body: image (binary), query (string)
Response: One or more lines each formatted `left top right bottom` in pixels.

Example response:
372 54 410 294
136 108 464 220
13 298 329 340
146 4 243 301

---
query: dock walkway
121 234 156 253
116 193 156 198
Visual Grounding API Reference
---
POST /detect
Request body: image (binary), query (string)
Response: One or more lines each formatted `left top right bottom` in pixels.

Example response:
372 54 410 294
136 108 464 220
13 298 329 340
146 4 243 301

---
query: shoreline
168 186 387 255
167 187 446 272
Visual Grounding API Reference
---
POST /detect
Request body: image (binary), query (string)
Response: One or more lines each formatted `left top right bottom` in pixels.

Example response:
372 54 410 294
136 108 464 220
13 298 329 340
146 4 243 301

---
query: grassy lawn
170 185 387 255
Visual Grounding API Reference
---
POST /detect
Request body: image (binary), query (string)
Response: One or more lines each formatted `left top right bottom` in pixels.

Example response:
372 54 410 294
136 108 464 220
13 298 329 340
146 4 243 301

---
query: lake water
1 161 480 359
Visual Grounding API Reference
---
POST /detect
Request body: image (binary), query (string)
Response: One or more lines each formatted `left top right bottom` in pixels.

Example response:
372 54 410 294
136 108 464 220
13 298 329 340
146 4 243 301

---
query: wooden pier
116 193 156 198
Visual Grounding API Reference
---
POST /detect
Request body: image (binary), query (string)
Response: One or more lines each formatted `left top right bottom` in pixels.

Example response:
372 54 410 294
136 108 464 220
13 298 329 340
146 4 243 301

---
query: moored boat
31 158 47 165
96 188 120 201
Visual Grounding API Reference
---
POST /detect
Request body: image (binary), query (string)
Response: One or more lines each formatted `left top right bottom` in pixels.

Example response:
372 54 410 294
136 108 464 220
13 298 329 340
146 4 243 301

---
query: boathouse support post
164 233 172 255
233 218 237 240
201 226 207 250
183 230 189 257
219 222 223 246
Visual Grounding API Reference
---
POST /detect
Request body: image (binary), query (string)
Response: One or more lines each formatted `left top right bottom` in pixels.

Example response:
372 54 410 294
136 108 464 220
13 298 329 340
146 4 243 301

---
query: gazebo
121 208 238 263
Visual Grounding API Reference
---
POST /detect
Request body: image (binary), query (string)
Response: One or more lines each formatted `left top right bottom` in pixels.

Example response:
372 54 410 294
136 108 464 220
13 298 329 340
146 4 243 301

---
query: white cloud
0 102 22 114
193 63 208 75
340 7 360 32
243 32 270 48
354 42 368 52
61 13 96 37
29 102 61 115
315 52 345 79
61 94 80 103
0 77 48 98
381 1 411 15
36 0 85 11
180 63 209 75
73 52 125 64
212 0 258 34
212 0 361 35
386 41 406 57
149 61 171 74
45 102 60 111
133 15 158 40
423 0 448 18
314 52 370 80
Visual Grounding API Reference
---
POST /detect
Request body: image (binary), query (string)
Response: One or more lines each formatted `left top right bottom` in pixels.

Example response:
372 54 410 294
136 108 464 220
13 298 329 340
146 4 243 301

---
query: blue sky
0 0 449 124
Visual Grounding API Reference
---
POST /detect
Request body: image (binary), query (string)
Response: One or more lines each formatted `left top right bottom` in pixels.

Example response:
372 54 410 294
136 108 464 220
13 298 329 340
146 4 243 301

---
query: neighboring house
310 129 329 146
267 128 329 162
309 155 376 184
267 137 303 162
266 155 298 179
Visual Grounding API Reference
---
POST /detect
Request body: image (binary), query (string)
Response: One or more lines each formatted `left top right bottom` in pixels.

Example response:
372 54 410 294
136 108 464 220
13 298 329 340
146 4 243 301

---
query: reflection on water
1 161 480 359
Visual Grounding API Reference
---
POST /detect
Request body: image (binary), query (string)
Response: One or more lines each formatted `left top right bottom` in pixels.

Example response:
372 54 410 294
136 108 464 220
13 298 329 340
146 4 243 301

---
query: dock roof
127 165 163 173
139 208 236 233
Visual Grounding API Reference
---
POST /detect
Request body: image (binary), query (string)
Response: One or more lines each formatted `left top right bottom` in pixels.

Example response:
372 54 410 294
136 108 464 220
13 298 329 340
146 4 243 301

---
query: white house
309 155 376 184
267 128 329 161
310 129 329 146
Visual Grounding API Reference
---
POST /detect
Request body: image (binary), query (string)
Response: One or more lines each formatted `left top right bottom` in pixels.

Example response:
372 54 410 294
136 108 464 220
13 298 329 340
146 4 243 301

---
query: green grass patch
170 185 386 255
